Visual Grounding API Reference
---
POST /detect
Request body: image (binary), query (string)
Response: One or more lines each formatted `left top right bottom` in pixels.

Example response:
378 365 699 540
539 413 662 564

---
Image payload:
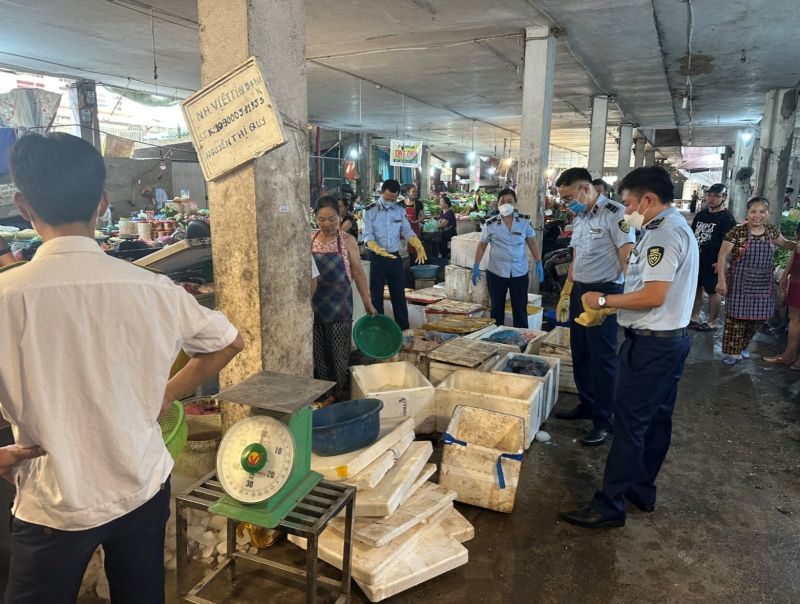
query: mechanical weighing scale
209 370 335 527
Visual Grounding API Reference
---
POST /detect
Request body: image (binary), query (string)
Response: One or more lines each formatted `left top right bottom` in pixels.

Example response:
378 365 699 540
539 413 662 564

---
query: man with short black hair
592 178 612 198
362 178 428 329
554 167 635 446
0 132 243 601
561 166 698 528
689 183 736 332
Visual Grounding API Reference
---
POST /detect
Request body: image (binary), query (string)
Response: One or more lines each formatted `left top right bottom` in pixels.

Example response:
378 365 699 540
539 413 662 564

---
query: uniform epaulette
486 215 502 225
645 217 665 230
364 201 376 211
605 203 619 213
0 260 27 274
516 212 530 219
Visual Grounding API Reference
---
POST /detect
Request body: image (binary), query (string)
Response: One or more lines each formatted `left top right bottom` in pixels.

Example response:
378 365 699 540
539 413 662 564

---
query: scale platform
214 370 334 416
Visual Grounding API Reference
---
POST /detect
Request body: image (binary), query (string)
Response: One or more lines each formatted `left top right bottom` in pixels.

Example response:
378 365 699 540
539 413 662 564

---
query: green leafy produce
774 247 792 269
780 215 799 239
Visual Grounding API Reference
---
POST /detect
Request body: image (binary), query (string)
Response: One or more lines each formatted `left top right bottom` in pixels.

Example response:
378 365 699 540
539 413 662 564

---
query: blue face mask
566 188 589 214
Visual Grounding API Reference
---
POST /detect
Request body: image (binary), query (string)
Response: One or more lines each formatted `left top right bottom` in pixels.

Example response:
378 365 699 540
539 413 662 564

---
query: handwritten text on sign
181 57 286 181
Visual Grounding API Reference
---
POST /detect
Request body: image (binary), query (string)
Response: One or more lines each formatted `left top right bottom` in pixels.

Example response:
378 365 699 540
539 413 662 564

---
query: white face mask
498 203 514 216
623 210 645 231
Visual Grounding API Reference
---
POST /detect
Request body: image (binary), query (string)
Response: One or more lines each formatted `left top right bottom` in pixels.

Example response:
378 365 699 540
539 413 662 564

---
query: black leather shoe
626 497 655 513
560 506 625 529
580 427 613 446
555 405 592 420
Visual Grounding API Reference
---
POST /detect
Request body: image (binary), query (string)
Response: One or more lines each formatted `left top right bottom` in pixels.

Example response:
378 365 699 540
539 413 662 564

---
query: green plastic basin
353 314 403 359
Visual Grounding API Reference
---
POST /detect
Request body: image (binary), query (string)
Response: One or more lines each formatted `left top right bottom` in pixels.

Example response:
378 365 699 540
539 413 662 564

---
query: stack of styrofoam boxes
439 405 525 513
488 353 561 428
446 232 490 306
539 326 578 393
351 361 436 434
292 417 473 602
425 335 500 386
434 369 544 449
385 300 429 329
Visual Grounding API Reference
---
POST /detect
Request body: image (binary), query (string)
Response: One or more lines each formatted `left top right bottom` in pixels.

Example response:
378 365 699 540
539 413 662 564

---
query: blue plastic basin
410 264 439 279
312 399 384 456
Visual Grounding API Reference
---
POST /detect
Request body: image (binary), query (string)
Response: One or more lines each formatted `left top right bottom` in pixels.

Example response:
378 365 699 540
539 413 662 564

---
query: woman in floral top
716 197 796 365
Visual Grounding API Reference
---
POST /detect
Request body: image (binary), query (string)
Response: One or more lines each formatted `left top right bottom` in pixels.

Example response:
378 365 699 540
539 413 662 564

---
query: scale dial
216 415 296 504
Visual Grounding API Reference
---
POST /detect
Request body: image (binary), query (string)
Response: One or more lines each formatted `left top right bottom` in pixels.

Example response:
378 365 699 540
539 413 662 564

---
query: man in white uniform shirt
0 133 243 602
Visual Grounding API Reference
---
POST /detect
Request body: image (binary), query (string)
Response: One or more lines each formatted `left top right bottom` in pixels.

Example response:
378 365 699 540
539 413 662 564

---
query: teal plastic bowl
353 314 403 359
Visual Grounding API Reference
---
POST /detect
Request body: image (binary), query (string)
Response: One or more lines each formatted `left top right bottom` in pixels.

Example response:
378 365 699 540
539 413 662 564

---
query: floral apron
726 231 774 320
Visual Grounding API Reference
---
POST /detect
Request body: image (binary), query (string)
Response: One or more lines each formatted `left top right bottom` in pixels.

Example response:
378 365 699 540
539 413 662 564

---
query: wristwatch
598 296 607 308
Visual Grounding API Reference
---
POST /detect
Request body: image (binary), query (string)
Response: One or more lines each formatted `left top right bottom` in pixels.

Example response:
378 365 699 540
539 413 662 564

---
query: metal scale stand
175 371 355 603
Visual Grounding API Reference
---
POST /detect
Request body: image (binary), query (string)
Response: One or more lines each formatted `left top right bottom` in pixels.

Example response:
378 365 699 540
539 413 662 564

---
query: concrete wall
104 158 173 216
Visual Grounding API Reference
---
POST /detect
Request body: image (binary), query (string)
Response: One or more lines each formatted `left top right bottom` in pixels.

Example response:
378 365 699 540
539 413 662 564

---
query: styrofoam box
503 308 543 330
444 264 490 307
434 369 543 449
385 301 428 329
488 353 561 427
439 405 525 513
428 354 498 388
351 361 436 433
467 325 547 357
450 232 488 269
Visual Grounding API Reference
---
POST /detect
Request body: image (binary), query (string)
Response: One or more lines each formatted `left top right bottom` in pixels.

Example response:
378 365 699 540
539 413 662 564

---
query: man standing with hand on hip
554 168 635 446
561 166 698 528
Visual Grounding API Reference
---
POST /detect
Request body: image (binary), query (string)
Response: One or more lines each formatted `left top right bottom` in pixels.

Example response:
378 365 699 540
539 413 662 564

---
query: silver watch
598 296 607 308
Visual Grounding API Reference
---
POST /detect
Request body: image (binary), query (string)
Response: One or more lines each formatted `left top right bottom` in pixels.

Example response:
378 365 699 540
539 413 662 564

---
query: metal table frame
176 471 355 604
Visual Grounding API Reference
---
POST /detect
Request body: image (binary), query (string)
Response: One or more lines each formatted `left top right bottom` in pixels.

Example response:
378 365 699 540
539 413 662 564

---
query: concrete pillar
617 124 634 182
69 80 101 150
420 145 432 199
517 25 555 293
788 136 800 206
754 88 798 224
359 133 373 198
644 148 656 167
197 0 312 429
393 165 402 181
587 95 609 179
729 129 756 220
469 160 480 191
633 136 646 168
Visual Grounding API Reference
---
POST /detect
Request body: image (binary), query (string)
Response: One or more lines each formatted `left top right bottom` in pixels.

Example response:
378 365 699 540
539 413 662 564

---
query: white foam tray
311 417 414 481
441 507 475 543
340 431 414 491
354 441 433 517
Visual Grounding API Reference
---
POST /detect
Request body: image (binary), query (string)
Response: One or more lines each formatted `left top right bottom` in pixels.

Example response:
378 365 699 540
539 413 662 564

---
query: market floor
90 325 800 603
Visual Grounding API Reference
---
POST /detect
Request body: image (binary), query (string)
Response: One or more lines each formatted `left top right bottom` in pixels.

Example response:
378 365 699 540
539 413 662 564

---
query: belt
573 281 621 289
625 327 688 338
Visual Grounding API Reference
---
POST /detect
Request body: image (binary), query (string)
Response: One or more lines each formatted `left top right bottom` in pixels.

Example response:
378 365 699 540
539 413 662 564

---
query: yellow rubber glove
408 237 428 265
556 279 573 323
575 307 617 327
366 240 397 259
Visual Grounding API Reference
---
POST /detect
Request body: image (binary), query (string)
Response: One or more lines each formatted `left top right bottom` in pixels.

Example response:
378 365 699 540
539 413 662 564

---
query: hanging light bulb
467 151 476 161
741 131 753 142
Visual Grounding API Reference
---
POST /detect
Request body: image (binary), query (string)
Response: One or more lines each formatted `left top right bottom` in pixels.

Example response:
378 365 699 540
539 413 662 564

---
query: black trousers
6 479 170 604
368 252 409 329
592 332 690 518
569 281 623 431
486 270 529 328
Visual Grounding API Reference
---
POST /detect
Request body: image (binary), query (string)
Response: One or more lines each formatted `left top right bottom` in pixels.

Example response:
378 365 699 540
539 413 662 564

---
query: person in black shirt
689 183 737 331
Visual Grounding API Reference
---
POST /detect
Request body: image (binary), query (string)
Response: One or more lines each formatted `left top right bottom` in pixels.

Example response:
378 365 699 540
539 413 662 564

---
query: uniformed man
362 178 427 329
554 168 636 446
472 188 543 327
560 166 698 528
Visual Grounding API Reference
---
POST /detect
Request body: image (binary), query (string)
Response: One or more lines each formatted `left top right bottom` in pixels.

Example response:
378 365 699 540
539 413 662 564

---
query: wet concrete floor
103 325 800 603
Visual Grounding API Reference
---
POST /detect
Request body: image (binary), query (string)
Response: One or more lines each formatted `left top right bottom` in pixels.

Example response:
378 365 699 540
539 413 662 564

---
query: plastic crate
351 361 436 433
434 369 543 449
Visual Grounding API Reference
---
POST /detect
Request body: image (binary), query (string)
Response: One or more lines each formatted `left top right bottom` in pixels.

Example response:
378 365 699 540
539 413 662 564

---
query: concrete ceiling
1 0 799 167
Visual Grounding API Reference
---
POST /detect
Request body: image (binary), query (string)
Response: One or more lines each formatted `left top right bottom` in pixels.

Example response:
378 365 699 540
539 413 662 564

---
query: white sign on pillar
588 96 609 179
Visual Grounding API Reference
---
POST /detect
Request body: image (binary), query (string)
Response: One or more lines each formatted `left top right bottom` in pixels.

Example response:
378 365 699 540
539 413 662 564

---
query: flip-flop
695 322 714 332
763 355 797 365
688 320 701 329
791 361 800 372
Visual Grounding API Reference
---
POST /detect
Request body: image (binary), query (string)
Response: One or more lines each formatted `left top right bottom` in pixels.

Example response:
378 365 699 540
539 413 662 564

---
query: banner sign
182 57 286 181
390 139 422 169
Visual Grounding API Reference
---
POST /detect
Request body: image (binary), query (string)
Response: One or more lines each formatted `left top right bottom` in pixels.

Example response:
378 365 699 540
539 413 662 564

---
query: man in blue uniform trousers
561 166 699 528
555 168 636 446
362 179 427 330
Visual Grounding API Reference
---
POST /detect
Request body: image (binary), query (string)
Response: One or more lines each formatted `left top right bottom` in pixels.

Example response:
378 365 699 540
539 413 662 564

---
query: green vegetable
774 247 791 269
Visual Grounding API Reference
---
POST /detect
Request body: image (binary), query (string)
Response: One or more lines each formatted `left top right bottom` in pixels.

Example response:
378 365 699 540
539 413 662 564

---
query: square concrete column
420 145 432 198
517 25 555 293
588 95 609 179
754 88 798 224
633 136 646 168
359 133 373 198
644 148 656 167
617 124 633 182
197 0 312 428
729 129 756 220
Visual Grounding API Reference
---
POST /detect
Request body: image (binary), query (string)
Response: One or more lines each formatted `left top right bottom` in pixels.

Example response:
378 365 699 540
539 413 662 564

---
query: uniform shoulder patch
647 246 664 267
645 217 665 230
618 219 630 233
605 203 619 213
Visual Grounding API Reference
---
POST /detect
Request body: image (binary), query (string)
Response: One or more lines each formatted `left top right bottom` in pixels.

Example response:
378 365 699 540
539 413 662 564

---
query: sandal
695 322 714 332
791 361 800 372
688 319 701 329
763 355 797 365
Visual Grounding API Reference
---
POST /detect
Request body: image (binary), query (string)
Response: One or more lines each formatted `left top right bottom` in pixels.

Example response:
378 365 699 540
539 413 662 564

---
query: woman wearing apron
716 197 796 365
312 196 376 401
